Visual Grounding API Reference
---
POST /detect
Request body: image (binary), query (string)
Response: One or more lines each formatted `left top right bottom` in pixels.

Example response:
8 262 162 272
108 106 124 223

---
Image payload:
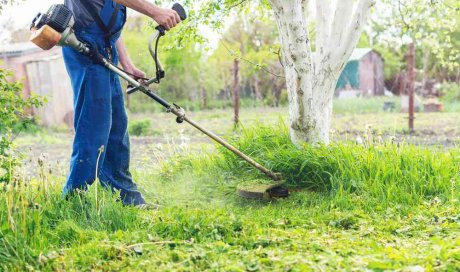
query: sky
0 0 61 39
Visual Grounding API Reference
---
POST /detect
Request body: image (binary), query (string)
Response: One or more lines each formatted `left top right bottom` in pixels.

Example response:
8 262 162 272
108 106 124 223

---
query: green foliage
123 7 285 112
0 69 43 182
128 119 152 136
212 16 285 104
127 97 263 114
372 0 460 78
376 46 405 80
123 18 213 104
333 96 401 114
439 82 460 102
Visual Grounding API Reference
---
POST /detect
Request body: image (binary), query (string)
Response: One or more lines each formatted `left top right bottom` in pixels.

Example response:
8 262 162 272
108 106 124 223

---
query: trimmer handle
155 3 187 35
172 3 187 21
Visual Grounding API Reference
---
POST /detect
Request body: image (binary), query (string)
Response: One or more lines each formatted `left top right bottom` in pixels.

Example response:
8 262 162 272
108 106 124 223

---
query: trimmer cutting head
237 180 289 200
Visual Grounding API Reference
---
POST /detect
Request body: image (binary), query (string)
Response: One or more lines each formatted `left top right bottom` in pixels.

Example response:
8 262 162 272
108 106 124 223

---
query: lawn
2 101 460 271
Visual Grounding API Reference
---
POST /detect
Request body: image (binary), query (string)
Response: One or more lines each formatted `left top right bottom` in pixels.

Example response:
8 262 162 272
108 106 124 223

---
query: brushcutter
29 3 289 200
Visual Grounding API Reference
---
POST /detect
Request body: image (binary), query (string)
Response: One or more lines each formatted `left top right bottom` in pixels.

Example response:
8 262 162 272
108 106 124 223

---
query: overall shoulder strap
79 0 111 33
106 4 120 34
78 0 123 45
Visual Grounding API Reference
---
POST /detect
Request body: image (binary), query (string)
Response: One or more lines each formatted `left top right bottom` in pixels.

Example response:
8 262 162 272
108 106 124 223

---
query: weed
128 119 152 136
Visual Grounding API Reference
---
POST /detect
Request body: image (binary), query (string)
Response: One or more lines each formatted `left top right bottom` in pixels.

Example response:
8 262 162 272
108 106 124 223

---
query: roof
0 42 41 57
348 48 372 61
312 48 379 62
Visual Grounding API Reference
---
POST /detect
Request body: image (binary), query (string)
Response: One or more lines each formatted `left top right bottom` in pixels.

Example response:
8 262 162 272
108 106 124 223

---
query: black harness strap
79 0 121 45
106 4 120 36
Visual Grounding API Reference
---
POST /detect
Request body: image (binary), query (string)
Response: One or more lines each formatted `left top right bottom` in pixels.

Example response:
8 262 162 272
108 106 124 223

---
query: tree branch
328 0 354 47
221 40 285 78
332 0 375 71
315 0 333 73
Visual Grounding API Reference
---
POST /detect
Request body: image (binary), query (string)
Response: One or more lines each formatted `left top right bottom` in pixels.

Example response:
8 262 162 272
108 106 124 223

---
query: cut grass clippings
1 123 460 271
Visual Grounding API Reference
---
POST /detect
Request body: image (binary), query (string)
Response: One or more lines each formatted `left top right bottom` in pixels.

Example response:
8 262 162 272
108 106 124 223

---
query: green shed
336 48 384 96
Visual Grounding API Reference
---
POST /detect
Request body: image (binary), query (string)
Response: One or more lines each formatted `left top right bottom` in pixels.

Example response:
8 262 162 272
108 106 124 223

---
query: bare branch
221 40 286 79
229 0 249 9
398 0 411 31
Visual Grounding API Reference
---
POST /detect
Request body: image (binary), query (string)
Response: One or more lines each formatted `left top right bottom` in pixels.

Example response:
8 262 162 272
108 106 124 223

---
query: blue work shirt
65 0 105 29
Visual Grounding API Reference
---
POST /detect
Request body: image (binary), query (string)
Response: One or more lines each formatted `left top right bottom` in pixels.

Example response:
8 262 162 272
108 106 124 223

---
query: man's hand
116 38 146 81
151 6 181 30
124 65 146 81
114 0 181 30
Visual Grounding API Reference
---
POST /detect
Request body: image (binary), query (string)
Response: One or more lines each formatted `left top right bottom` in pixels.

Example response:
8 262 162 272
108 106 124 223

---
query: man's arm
114 0 180 30
116 37 146 79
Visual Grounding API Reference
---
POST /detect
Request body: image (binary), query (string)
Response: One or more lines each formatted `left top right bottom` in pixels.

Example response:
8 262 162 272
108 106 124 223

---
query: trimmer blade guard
237 182 289 200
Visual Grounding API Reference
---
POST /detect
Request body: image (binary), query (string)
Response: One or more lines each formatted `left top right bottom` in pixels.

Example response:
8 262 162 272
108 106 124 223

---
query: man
62 0 180 206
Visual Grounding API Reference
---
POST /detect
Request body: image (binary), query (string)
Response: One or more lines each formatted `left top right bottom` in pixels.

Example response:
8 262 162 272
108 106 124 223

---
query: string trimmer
29 3 289 199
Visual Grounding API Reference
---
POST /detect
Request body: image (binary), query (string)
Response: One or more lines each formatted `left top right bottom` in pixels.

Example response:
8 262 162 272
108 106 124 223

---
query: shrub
439 82 460 102
0 69 44 182
279 89 289 106
128 119 152 136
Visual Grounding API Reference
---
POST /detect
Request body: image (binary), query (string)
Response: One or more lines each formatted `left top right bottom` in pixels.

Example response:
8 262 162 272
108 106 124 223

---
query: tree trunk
273 81 282 107
233 59 240 125
253 76 262 101
201 86 208 110
408 43 415 133
268 0 374 145
422 49 430 95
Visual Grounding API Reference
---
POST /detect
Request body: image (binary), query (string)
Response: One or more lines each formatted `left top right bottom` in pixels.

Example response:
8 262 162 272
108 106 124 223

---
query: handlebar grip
172 3 187 21
156 3 187 35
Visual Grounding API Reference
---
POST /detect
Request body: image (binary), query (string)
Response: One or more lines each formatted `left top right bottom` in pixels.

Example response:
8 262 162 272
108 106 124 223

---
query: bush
128 119 152 136
439 82 460 102
0 69 44 182
279 89 289 106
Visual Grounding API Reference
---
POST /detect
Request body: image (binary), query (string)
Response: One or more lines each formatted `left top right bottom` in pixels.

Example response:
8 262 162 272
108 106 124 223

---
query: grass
215 124 460 202
333 96 401 114
2 123 460 271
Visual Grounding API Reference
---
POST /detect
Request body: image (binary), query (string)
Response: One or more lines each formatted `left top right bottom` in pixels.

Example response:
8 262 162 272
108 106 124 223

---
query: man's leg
99 76 145 206
62 60 112 196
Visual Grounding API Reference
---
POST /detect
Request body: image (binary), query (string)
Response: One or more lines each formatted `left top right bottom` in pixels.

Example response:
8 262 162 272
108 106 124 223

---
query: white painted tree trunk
268 0 374 145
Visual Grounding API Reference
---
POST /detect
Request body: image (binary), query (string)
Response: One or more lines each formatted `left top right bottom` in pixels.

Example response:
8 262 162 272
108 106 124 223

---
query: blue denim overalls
62 0 145 205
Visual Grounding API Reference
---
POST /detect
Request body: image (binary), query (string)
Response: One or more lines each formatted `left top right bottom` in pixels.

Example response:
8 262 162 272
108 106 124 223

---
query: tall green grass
1 123 460 270
0 179 142 269
213 123 460 206
0 178 255 270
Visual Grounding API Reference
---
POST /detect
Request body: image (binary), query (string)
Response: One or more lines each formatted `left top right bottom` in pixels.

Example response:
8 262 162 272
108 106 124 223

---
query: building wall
359 52 385 95
1 48 74 127
1 48 61 96
336 61 360 90
374 55 385 95
26 55 74 127
336 50 385 96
